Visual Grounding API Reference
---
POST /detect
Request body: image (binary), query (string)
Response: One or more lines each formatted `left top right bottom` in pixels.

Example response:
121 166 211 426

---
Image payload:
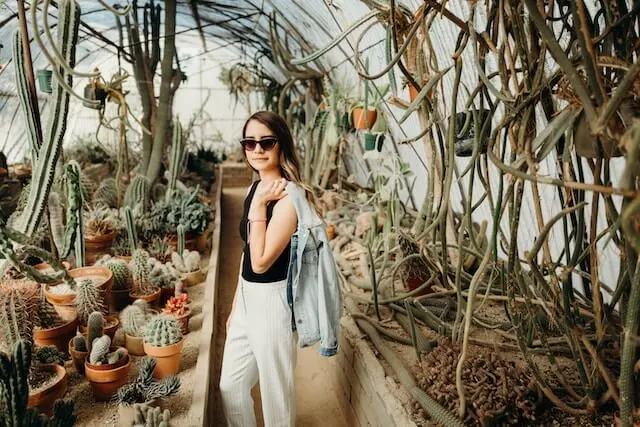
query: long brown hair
242 111 319 213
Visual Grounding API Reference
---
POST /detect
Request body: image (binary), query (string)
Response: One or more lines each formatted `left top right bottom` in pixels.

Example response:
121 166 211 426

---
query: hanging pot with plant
364 133 385 152
453 109 492 157
83 79 107 110
36 69 53 93
352 106 377 130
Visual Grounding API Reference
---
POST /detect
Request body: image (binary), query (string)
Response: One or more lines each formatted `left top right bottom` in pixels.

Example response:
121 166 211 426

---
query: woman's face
243 119 281 173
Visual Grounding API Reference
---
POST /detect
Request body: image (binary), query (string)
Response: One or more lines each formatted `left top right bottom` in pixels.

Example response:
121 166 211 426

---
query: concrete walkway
212 186 347 427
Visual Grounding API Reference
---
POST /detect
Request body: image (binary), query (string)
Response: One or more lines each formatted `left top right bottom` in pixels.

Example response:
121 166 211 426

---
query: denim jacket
285 182 342 357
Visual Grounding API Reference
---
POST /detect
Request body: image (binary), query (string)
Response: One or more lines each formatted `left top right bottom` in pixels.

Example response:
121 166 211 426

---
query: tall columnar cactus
13 33 40 164
124 175 150 212
86 311 104 354
131 249 155 296
48 191 65 256
125 206 138 254
143 316 182 347
61 160 85 266
93 177 118 208
166 119 184 201
177 224 185 258
120 300 152 337
14 0 81 237
75 279 105 325
133 404 171 427
116 357 180 405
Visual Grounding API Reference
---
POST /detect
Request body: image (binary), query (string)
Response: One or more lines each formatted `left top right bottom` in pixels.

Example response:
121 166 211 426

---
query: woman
219 111 306 427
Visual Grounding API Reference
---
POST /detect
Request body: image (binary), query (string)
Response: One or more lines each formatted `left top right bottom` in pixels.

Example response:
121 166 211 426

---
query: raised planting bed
63 174 222 426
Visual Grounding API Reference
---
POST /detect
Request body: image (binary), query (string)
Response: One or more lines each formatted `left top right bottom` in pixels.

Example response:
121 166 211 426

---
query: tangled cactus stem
15 0 81 237
86 311 104 354
166 119 184 202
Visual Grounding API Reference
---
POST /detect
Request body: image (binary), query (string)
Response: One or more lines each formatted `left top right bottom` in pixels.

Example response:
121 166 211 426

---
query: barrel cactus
171 249 200 274
143 316 182 347
120 300 153 337
105 259 132 290
73 334 87 352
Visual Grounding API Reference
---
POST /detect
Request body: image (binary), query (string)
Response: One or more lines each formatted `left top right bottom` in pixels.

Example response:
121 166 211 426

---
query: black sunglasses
240 137 278 151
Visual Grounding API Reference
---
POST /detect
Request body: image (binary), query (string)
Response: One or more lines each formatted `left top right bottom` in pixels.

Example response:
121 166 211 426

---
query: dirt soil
211 186 348 427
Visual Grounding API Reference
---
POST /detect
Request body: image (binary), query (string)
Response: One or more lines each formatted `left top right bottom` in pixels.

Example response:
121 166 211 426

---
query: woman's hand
254 178 288 206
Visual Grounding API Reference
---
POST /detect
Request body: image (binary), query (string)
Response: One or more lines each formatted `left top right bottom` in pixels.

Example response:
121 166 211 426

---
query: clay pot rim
162 308 191 320
34 317 78 335
28 363 66 399
84 354 132 382
79 313 120 332
129 287 161 299
143 337 184 357
68 266 113 285
84 229 117 243
85 348 129 371
68 337 88 355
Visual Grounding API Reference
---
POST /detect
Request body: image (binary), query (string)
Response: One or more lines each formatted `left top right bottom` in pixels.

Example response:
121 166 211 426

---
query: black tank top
239 181 291 282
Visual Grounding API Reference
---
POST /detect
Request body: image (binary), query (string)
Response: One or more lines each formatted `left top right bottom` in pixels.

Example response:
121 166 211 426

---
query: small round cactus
143 316 182 347
120 301 152 337
106 259 132 290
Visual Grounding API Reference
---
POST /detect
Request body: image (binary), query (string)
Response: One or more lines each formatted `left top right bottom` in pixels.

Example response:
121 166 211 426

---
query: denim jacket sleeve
314 228 343 357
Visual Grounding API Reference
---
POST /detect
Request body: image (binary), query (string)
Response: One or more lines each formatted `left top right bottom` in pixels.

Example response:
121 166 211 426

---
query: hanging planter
36 69 53 94
364 133 385 152
453 109 492 157
352 107 377 130
83 82 107 110
574 111 623 158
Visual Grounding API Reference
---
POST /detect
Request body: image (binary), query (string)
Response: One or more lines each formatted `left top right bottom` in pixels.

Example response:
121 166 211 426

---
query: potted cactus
148 257 180 306
162 294 191 335
143 316 184 378
131 404 172 427
32 290 78 357
83 311 131 400
84 206 117 265
120 300 154 356
116 357 180 425
129 249 161 306
73 277 120 340
68 310 103 375
96 255 132 311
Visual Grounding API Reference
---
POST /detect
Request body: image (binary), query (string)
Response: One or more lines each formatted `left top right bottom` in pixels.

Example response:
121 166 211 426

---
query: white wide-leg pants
219 277 297 427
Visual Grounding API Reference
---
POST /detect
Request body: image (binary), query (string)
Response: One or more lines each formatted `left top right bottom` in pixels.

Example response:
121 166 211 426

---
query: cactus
75 279 105 325
93 177 118 208
0 288 34 351
143 316 182 347
106 347 127 365
124 175 150 213
116 357 180 405
50 399 78 427
131 249 155 296
166 119 184 202
13 0 80 237
147 237 172 263
89 335 111 364
125 206 138 254
101 258 132 290
177 224 185 258
148 258 179 289
48 191 65 256
151 182 167 202
60 160 85 267
72 334 87 352
35 345 65 366
120 301 152 337
86 311 104 354
0 340 33 425
133 403 171 427
170 249 200 274
37 292 61 329
13 34 40 162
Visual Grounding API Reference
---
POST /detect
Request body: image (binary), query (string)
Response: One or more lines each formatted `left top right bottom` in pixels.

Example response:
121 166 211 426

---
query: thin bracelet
248 219 267 223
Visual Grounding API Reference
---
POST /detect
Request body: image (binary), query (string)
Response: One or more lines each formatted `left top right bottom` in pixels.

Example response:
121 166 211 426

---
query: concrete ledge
220 163 254 188
332 317 417 427
190 170 223 426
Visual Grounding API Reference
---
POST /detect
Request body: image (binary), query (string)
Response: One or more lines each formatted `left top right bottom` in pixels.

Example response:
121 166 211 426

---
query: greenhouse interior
0 0 639 426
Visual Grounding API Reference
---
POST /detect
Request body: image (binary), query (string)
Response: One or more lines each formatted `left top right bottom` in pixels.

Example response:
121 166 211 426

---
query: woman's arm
248 180 297 273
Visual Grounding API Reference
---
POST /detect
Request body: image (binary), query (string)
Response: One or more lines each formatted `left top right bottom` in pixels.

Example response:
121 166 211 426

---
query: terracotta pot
85 352 131 401
352 107 377 130
143 339 184 378
196 232 209 253
69 266 113 312
124 333 145 356
129 287 161 308
79 314 120 341
85 230 116 265
111 288 131 312
182 269 206 287
44 287 76 322
68 338 88 375
326 224 336 241
34 317 78 356
28 364 67 417
408 80 433 103
166 309 191 335
167 233 197 251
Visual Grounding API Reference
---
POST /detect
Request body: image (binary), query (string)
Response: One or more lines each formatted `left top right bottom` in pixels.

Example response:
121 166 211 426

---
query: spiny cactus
131 249 156 296
72 334 87 352
106 348 127 365
124 175 150 213
35 345 65 366
143 316 182 347
48 191 65 256
97 257 132 291
177 224 185 258
86 311 104 354
133 403 171 427
147 237 172 263
148 259 179 289
49 399 78 427
116 357 180 405
37 292 61 329
93 177 118 208
75 279 105 325
166 119 184 202
170 249 200 274
151 182 167 202
89 335 111 364
120 301 153 337
0 288 34 351
125 206 138 254
61 160 85 267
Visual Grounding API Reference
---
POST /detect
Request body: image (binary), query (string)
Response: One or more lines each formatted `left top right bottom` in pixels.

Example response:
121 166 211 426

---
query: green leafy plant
116 356 180 405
